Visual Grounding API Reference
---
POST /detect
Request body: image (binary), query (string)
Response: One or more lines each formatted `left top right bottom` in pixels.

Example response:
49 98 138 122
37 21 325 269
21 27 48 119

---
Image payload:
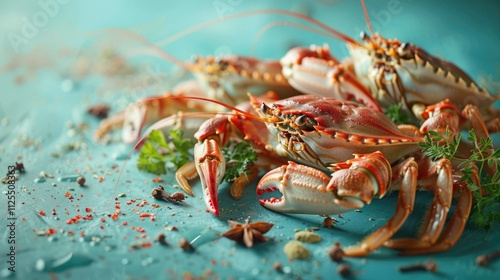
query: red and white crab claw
194 138 226 216
256 152 391 215
280 45 382 111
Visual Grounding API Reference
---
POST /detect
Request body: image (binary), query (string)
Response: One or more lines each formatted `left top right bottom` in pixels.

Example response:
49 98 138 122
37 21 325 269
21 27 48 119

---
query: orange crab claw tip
199 158 221 216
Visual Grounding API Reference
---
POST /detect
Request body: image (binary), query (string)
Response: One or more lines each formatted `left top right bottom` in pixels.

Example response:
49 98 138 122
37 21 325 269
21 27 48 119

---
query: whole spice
294 231 322 243
327 242 345 262
337 263 351 277
322 217 335 228
86 103 110 119
15 162 25 173
283 241 311 260
398 259 437 273
151 185 185 204
77 177 86 186
476 250 500 266
221 218 274 248
178 238 194 251
157 233 168 246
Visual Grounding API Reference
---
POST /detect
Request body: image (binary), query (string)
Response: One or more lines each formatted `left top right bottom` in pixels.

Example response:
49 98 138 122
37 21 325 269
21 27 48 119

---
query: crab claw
257 162 365 215
280 45 382 111
194 138 226 216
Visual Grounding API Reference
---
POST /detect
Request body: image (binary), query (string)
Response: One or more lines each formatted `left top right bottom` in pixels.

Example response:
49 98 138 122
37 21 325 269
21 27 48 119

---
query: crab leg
384 157 453 251
94 80 205 143
343 157 417 257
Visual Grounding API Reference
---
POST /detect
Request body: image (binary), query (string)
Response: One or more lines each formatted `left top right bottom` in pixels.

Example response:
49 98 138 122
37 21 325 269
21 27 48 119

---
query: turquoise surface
1 0 500 279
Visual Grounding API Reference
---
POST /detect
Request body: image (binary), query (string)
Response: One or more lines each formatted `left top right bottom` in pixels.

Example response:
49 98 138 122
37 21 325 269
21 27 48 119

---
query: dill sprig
418 128 500 229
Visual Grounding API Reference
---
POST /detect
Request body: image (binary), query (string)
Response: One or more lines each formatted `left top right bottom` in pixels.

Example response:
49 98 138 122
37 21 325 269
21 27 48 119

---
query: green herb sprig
137 130 257 182
221 140 257 182
386 103 411 125
137 129 195 175
418 128 500 229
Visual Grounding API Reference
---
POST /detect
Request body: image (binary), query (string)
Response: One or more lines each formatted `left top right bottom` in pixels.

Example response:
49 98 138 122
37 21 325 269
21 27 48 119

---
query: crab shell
249 94 423 169
347 36 499 121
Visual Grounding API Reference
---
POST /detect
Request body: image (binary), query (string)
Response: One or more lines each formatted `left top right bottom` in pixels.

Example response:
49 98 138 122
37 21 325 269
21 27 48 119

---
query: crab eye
397 43 413 59
260 103 271 115
294 115 317 131
295 115 307 126
218 60 228 70
360 31 370 42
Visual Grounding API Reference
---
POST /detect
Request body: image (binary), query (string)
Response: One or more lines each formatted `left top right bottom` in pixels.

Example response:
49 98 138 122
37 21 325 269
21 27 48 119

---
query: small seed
77 177 86 186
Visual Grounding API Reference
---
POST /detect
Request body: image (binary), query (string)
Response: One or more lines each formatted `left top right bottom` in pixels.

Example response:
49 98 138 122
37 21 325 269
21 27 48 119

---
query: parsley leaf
222 140 257 182
137 129 196 175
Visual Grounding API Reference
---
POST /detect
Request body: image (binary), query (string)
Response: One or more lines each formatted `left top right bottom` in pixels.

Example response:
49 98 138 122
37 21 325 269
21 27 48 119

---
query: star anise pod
222 218 274 248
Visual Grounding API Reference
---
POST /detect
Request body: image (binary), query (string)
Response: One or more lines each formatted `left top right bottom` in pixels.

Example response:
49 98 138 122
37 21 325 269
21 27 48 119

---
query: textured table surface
1 0 500 279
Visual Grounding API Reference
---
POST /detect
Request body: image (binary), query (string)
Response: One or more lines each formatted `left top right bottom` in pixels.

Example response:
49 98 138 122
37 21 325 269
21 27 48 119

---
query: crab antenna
90 28 195 72
361 0 375 36
137 95 270 123
157 9 361 48
251 20 339 55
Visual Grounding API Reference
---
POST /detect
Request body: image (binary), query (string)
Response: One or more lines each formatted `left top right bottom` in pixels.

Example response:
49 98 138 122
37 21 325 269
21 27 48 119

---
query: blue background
1 0 500 279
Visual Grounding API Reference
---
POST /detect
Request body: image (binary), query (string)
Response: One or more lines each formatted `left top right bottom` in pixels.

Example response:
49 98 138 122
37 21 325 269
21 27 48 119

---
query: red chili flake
141 242 152 248
100 225 104 230
66 219 73 225
101 218 106 223
22 217 26 221
83 215 93 220
122 221 128 226
126 201 132 205
67 231 74 236
152 177 163 183
46 228 57 236
52 210 57 216
85 207 92 212
150 216 156 221
151 203 159 208
137 227 145 233
111 213 118 220
80 232 85 237
38 210 46 216
98 176 105 182
139 213 153 217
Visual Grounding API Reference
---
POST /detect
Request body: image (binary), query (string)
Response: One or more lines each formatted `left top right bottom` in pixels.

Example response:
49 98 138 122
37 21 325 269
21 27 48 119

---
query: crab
93 54 304 143
165 92 496 257
278 2 499 131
